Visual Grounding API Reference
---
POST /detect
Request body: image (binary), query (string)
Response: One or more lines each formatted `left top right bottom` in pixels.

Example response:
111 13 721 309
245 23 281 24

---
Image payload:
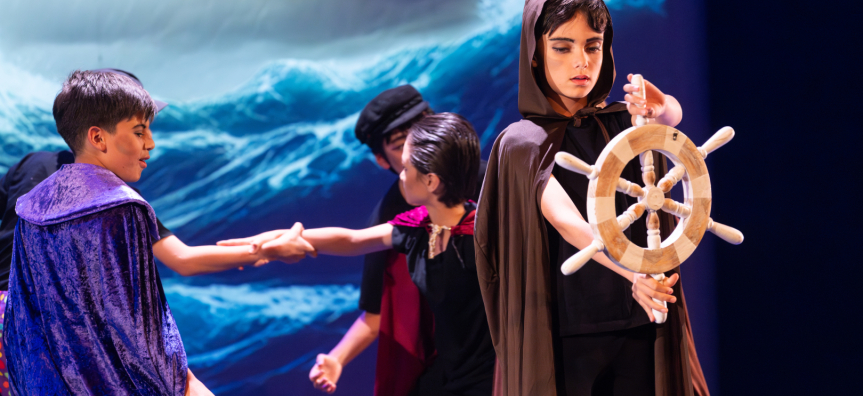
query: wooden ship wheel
554 75 743 322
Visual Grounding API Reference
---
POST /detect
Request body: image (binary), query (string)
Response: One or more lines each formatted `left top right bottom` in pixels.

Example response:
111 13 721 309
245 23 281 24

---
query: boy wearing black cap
222 85 488 395
311 85 436 395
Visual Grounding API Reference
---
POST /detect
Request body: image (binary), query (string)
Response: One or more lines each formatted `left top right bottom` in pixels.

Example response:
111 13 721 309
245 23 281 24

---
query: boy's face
375 129 408 174
100 114 154 183
536 12 604 109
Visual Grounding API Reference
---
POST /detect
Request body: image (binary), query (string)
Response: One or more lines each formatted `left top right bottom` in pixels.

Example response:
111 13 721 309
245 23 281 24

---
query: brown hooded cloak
475 0 709 395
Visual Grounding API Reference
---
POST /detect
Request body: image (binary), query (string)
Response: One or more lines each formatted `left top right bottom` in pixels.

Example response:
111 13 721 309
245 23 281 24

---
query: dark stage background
705 1 861 394
3 0 848 394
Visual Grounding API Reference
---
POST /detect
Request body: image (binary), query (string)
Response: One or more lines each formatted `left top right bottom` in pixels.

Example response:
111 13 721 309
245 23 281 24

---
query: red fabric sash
373 251 436 396
387 205 476 236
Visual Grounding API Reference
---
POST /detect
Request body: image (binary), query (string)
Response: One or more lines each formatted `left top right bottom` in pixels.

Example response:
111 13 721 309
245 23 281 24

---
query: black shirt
0 150 173 291
548 111 651 336
390 202 494 395
358 160 488 314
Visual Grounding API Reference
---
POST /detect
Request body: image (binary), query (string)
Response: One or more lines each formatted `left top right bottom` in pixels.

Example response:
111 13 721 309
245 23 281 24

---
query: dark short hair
52 70 157 155
535 0 610 41
406 113 480 207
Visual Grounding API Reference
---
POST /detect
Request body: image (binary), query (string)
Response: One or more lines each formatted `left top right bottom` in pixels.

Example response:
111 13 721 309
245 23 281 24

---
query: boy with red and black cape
475 1 709 395
228 113 495 395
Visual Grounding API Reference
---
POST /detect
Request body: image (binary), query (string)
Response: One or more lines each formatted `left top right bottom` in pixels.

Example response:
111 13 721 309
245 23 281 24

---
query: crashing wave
0 2 665 391
164 281 359 368
132 18 524 241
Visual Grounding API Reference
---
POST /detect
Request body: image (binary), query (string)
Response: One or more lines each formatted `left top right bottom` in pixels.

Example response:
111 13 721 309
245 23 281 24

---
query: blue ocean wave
607 0 665 11
131 12 526 241
0 0 664 239
0 2 666 392
164 281 359 368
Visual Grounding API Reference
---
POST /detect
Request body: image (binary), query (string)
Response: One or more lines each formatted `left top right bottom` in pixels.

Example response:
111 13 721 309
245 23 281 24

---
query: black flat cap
355 85 429 147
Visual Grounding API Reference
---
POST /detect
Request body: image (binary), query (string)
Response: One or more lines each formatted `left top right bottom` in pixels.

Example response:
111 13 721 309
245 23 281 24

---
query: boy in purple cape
3 71 211 395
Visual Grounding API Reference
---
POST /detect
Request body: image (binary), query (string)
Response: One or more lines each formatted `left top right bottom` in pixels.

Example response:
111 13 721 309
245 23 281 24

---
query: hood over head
519 0 616 120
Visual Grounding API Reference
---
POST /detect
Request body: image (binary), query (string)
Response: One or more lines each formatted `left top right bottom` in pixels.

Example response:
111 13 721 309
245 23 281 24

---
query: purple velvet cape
3 163 187 395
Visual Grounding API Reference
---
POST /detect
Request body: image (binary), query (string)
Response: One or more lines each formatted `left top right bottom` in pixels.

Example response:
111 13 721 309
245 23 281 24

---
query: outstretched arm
263 224 394 258
153 236 270 276
215 222 317 264
309 312 381 393
540 174 678 321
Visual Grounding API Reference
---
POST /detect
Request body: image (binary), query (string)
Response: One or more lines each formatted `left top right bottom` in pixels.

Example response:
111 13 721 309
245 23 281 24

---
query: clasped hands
632 272 679 322
218 222 317 266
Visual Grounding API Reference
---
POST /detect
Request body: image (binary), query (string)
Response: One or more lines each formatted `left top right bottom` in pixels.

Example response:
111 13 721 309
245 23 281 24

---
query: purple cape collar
16 163 158 235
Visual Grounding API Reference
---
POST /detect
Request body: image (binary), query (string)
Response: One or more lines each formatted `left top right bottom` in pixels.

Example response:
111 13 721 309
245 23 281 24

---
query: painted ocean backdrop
0 1 679 394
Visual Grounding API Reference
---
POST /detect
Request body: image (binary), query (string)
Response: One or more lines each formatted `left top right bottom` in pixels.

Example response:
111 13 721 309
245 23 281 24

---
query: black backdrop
706 1 862 393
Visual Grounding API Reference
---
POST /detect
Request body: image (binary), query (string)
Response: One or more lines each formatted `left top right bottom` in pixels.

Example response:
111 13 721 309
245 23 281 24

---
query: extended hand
218 223 316 265
631 273 679 322
624 73 667 119
218 229 288 253
309 353 342 394
259 222 317 263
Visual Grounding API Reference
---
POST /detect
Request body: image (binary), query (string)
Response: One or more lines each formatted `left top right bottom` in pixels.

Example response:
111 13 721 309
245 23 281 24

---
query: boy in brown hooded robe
475 1 709 395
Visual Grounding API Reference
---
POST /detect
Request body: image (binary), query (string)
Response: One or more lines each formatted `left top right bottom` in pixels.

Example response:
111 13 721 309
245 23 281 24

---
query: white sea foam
163 281 359 369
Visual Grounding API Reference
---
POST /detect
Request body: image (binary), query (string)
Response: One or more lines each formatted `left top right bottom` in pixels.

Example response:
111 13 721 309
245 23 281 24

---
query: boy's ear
86 126 109 153
374 153 392 170
532 38 543 68
426 173 441 195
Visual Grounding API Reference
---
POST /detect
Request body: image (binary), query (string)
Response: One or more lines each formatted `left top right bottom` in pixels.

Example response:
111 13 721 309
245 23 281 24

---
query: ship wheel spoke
660 199 691 219
699 127 735 159
640 151 656 188
647 210 661 249
555 152 597 179
617 202 646 231
657 165 685 193
616 177 644 198
707 218 745 245
561 240 604 275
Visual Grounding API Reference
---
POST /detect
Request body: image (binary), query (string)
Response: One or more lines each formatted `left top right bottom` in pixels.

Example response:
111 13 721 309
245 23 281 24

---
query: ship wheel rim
587 124 712 274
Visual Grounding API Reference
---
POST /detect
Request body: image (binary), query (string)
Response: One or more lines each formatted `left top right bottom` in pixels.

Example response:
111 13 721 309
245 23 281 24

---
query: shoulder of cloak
388 206 430 228
495 119 555 158
477 119 567 239
16 163 160 240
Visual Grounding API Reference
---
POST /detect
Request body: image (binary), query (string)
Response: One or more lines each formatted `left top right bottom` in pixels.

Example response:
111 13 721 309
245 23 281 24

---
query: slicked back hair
535 0 610 41
52 70 157 155
406 113 480 208
370 110 434 157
